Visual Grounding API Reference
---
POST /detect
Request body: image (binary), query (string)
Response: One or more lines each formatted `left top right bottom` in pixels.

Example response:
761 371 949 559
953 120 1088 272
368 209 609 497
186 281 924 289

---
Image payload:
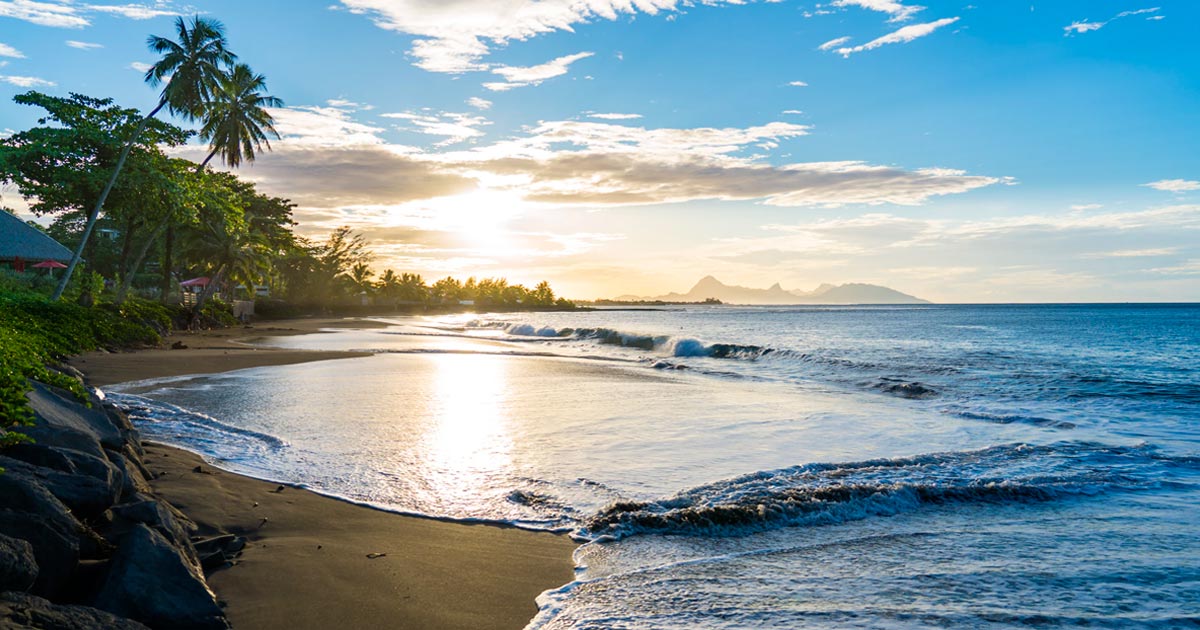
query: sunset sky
2 0 1198 301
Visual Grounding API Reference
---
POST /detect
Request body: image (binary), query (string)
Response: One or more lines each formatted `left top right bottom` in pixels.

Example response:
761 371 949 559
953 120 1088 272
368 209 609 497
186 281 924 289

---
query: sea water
106 304 1200 628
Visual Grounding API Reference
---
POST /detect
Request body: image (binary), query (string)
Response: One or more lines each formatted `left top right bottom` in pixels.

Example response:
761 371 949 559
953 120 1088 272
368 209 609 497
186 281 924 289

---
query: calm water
107 304 1200 628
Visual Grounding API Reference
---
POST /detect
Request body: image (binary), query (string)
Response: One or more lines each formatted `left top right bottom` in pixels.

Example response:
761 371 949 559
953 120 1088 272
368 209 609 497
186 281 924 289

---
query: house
0 211 73 272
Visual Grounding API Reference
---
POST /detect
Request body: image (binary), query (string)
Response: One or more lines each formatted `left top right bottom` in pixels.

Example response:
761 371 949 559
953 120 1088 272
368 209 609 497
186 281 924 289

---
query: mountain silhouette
616 276 929 304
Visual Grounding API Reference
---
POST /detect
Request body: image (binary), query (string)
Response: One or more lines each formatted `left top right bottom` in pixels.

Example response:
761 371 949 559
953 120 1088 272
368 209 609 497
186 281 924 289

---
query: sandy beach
70 318 578 630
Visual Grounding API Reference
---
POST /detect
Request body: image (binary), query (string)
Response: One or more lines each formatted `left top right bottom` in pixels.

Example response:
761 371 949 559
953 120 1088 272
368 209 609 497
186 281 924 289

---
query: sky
1 0 1199 302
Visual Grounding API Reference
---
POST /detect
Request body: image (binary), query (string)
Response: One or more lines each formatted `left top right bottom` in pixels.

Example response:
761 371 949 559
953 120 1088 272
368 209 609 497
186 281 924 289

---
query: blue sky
2 0 1199 301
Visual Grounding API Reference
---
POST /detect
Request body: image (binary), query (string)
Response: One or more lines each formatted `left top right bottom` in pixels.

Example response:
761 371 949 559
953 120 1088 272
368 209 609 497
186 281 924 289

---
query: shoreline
71 317 579 630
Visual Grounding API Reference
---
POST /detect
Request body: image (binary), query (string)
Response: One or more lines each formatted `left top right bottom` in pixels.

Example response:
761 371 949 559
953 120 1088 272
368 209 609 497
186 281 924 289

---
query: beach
70 319 578 630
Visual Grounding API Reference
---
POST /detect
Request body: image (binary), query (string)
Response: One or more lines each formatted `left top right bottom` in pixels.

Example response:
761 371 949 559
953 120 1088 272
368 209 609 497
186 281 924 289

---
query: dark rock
0 533 38 592
105 451 151 500
109 498 199 567
192 536 246 572
20 384 123 460
170 341 188 350
0 591 149 629
0 473 86 597
0 456 119 520
95 524 228 630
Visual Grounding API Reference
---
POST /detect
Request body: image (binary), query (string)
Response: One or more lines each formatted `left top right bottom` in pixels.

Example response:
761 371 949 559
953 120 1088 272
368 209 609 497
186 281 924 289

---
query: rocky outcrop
0 380 230 629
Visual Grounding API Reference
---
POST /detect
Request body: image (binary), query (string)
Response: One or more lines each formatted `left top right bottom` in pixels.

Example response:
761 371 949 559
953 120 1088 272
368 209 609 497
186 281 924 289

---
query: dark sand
72 318 579 630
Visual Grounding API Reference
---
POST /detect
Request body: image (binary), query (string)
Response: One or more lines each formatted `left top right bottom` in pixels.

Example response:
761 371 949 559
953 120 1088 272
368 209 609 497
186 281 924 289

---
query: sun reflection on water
420 353 514 509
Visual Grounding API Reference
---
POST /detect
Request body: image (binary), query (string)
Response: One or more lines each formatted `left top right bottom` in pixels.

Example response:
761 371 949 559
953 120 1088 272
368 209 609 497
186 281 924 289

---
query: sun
435 188 526 255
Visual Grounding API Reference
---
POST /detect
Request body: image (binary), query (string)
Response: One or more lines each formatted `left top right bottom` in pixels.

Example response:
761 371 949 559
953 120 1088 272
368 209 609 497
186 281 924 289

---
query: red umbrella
179 277 211 287
33 260 67 269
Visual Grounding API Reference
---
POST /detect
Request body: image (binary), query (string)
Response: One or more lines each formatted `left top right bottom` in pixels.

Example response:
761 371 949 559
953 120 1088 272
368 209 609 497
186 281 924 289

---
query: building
0 211 73 271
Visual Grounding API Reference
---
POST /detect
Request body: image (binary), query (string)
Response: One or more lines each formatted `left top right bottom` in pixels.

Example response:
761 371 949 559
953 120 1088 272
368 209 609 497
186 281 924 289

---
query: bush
0 293 163 447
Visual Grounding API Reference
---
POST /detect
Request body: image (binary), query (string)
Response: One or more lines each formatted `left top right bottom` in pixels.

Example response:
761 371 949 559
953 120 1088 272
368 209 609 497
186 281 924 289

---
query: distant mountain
614 276 929 305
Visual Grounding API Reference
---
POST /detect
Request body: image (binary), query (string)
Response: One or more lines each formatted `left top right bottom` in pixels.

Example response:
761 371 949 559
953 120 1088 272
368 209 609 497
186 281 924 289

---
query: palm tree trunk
189 265 227 329
116 216 170 303
51 99 168 302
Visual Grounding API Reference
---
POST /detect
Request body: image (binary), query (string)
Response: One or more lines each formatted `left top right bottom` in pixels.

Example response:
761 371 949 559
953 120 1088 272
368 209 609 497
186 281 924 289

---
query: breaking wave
576 442 1195 541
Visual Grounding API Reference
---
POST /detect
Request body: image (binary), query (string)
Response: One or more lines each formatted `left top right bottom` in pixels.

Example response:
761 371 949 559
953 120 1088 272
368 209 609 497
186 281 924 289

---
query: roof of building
0 211 73 262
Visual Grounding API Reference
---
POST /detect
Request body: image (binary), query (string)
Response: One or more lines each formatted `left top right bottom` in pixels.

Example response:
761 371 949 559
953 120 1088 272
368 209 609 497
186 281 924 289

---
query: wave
108 392 289 450
575 442 1196 541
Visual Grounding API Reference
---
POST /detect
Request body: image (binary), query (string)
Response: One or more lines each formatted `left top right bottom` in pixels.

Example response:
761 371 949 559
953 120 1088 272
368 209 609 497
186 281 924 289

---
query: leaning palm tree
52 15 235 301
198 63 282 168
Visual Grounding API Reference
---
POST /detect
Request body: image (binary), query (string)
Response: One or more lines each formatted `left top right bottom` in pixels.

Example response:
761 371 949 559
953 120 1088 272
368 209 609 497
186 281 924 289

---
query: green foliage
0 293 162 447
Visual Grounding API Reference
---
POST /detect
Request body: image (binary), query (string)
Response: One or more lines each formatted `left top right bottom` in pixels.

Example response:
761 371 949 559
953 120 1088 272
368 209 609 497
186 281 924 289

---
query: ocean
106 304 1200 628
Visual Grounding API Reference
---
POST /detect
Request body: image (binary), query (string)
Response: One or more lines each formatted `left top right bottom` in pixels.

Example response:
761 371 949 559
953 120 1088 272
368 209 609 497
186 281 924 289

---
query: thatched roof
0 211 73 262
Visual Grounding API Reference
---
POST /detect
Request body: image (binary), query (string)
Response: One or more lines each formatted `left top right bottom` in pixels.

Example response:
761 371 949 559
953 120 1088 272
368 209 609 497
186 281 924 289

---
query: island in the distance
607 275 930 305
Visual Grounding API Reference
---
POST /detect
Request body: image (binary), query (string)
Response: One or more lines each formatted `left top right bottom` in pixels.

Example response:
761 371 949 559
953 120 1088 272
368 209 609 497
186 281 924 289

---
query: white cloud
88 3 181 20
1082 248 1178 259
326 98 374 111
1070 203 1102 210
0 74 55 87
818 36 852 51
129 61 152 72
0 0 89 28
1151 259 1200 275
782 109 803 115
382 110 491 146
788 80 808 87
1143 179 1200 193
270 106 390 146
831 0 924 22
466 97 492 110
1064 7 1159 35
588 112 641 120
485 51 593 91
0 43 25 58
66 40 103 50
834 17 959 56
337 0 746 73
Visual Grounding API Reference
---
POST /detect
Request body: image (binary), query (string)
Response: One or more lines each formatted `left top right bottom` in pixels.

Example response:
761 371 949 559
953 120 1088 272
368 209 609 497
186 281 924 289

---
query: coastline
71 317 579 630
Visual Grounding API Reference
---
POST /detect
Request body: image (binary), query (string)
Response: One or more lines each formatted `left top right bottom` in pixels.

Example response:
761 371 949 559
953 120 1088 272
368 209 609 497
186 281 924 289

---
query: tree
52 15 235 301
199 63 282 168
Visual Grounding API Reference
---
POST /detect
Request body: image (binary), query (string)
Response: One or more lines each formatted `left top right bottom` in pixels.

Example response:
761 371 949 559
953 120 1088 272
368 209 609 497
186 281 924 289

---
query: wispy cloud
382 110 492 146
819 36 852 51
0 0 89 28
588 112 641 120
833 17 959 56
1064 7 1159 35
1143 179 1200 193
485 51 593 91
326 98 374 111
129 61 152 72
337 0 748 73
1070 203 1103 210
66 40 103 50
0 74 55 87
831 0 924 22
1082 247 1178 259
788 80 808 87
88 3 183 20
0 43 25 58
466 97 492 110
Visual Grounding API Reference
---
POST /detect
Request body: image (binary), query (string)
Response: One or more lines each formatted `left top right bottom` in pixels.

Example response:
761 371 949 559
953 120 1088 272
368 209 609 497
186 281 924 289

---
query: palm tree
198 63 282 168
53 15 235 300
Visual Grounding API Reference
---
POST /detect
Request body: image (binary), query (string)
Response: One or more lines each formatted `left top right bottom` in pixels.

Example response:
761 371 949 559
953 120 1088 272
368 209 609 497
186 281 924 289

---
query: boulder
22 383 124 457
109 498 199 567
0 534 38 592
0 473 86 597
0 457 119 520
94 525 228 630
0 591 149 630
105 451 152 500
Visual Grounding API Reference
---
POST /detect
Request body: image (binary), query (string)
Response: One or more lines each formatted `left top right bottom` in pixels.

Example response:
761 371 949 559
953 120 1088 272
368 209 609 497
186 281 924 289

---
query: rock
105 451 152 500
20 383 122 460
94 524 228 630
170 341 188 350
109 498 199 567
0 591 149 630
0 456 120 520
192 535 246 572
0 533 38 592
0 473 87 596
